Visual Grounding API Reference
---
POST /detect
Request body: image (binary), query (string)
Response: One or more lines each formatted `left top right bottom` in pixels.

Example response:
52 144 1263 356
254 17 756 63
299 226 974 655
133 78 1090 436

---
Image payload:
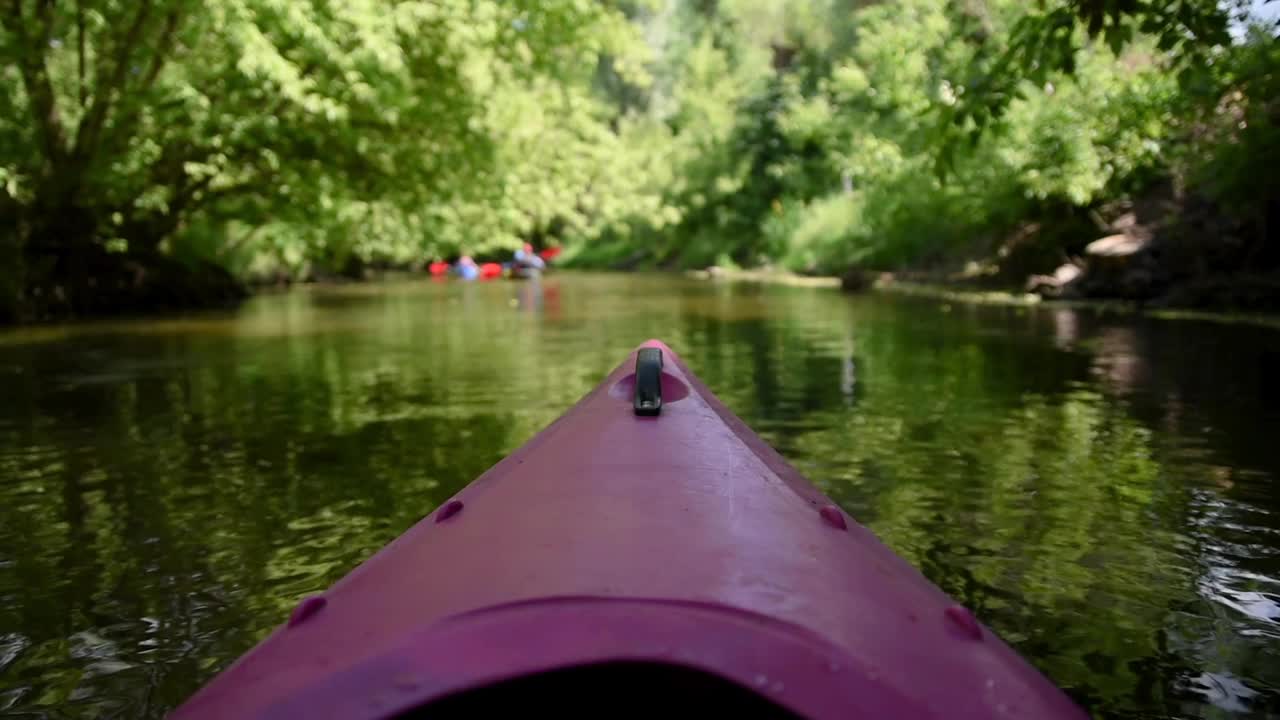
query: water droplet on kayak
753 674 768 687
287 595 326 628
435 500 464 523
985 678 996 690
819 505 847 530
944 605 983 640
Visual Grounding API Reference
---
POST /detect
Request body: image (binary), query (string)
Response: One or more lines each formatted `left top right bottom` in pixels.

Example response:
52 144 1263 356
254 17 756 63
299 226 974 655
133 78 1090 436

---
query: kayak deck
173 340 1083 719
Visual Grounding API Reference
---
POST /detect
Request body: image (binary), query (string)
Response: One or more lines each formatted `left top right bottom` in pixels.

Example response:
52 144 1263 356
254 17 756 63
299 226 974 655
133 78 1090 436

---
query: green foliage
769 194 861 272
575 0 1274 276
940 0 1233 152
1 0 1276 316
0 0 647 309
1187 26 1280 219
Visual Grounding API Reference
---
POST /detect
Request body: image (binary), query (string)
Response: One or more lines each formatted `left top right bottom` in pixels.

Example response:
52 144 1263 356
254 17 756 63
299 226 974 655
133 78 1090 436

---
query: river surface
1 273 1278 719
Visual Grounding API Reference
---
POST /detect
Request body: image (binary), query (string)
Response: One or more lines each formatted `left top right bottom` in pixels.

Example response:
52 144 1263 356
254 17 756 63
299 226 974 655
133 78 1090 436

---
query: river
1 273 1278 718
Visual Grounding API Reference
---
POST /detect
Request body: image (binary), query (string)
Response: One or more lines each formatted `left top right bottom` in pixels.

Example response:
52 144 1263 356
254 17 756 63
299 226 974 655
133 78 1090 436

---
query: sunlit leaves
942 0 1233 152
2 0 1272 301
1 0 651 283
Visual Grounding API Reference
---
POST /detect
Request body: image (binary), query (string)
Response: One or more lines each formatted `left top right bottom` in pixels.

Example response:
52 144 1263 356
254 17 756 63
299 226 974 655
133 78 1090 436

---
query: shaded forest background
1 0 1277 321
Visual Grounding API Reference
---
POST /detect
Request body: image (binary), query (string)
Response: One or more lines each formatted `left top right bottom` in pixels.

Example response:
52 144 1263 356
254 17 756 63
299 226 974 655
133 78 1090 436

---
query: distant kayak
173 341 1084 719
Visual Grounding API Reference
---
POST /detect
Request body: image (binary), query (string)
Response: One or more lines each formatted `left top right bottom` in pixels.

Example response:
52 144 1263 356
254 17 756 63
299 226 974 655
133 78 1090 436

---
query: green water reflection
1 274 1278 718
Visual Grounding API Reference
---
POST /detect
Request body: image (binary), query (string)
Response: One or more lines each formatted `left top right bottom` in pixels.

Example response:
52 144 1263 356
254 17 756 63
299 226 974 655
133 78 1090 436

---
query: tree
935 0 1236 172
0 0 634 318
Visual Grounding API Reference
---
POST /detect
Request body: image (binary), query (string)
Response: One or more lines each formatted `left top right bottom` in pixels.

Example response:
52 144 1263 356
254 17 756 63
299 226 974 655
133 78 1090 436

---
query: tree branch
77 0 86 107
140 5 180 91
73 0 154 161
8 0 70 167
216 224 264 258
95 5 186 154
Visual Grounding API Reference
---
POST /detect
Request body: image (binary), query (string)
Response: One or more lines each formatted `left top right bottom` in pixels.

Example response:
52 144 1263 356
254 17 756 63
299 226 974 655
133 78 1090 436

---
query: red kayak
174 341 1084 719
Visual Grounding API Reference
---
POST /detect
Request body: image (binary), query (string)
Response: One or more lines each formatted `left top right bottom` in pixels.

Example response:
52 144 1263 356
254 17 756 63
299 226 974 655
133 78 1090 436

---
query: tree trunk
23 182 101 316
0 205 24 322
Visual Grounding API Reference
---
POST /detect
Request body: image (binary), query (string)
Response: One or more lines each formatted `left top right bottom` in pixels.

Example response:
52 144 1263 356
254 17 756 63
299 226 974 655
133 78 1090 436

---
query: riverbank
882 279 1280 330
688 266 1280 330
8 259 1280 333
5 245 246 324
683 266 840 288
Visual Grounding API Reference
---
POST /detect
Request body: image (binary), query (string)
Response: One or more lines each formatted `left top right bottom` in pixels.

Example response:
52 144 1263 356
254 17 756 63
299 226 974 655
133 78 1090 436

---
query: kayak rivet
287 595 327 628
944 605 983 641
435 500 464 523
819 505 847 530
